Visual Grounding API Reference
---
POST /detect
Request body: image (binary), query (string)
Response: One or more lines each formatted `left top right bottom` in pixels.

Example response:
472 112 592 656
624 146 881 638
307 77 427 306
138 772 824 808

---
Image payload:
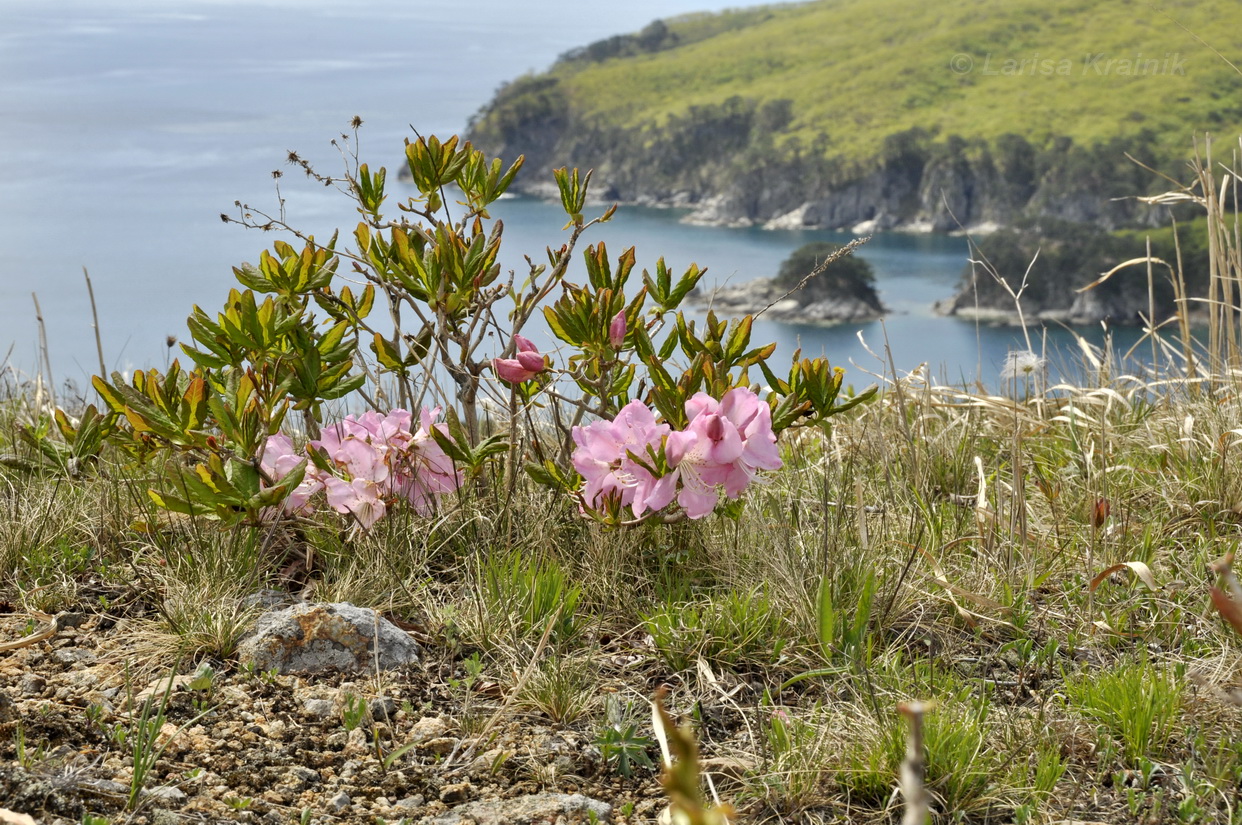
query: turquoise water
0 0 1148 391
483 196 1149 389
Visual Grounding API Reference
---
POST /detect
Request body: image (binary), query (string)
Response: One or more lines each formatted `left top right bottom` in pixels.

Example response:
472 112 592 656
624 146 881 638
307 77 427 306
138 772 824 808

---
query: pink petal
719 387 761 431
665 430 696 467
678 485 719 519
635 472 678 516
684 392 719 423
515 350 546 373
699 414 744 464
494 357 536 384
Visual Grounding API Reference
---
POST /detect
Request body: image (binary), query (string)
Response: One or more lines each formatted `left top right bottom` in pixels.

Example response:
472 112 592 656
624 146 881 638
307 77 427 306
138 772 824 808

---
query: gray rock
145 785 186 805
0 764 84 819
368 696 396 723
395 794 425 810
345 727 368 750
285 766 321 789
410 716 450 742
53 613 88 629
66 671 99 689
236 603 420 674
328 791 351 813
18 675 45 697
431 792 612 825
301 698 335 720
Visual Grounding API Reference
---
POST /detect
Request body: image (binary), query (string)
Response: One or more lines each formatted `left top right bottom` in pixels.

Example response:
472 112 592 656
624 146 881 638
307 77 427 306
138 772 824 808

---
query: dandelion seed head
1001 349 1047 381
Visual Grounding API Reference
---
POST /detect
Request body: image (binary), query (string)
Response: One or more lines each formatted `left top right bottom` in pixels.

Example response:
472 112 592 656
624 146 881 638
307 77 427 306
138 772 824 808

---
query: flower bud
608 310 627 348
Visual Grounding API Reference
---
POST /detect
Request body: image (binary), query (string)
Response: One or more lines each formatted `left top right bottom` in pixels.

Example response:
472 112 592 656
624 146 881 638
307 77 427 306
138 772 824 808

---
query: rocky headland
688 276 886 326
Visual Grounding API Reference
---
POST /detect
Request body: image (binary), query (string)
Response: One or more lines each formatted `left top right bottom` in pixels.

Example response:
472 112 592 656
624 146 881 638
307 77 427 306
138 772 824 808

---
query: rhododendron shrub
87 125 873 529
572 388 780 522
260 408 461 528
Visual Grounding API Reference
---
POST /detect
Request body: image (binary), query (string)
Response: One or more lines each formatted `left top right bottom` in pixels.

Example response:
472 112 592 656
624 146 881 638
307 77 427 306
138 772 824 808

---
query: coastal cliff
472 81 1173 233
467 0 1242 233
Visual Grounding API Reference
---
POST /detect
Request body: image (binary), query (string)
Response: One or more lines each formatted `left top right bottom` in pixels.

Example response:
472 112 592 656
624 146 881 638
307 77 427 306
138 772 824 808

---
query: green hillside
469 0 1242 230
541 0 1239 159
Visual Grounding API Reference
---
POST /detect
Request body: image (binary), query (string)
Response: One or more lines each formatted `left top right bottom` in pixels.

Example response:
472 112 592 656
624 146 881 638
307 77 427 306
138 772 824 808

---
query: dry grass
8 356 1242 821
5 141 1242 823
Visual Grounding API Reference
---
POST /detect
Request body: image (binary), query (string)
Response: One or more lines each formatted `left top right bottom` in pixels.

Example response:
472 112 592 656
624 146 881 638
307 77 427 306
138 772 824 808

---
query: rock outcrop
237 602 421 674
472 89 1169 234
689 277 885 326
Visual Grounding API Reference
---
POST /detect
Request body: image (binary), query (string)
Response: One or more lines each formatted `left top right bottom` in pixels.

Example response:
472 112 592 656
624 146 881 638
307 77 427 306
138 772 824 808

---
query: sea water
0 0 1146 392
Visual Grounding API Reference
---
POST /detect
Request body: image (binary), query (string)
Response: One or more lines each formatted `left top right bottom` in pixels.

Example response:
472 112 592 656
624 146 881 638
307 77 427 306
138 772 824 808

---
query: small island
934 218 1210 326
689 241 886 325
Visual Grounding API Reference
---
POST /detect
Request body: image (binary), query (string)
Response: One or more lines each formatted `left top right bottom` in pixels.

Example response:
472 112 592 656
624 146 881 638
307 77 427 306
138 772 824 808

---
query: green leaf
371 333 407 373
543 306 579 347
91 375 129 415
657 330 679 361
317 321 349 356
723 316 754 362
355 283 376 318
816 577 836 657
667 263 705 307
525 460 579 493
318 372 366 401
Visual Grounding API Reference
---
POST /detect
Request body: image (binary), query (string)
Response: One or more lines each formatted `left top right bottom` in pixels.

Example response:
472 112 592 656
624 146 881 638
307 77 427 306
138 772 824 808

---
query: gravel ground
0 605 689 825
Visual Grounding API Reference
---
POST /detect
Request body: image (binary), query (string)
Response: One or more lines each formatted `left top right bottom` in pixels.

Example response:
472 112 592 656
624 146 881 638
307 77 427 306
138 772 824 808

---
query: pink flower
260 407 462 528
640 388 781 519
715 386 782 492
259 433 322 514
260 433 304 481
609 310 627 349
493 334 547 384
314 416 393 486
572 400 668 514
392 406 462 515
322 475 387 529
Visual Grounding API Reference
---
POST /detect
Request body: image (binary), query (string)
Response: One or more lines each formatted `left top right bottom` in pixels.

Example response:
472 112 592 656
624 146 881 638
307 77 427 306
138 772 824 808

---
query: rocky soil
0 602 711 825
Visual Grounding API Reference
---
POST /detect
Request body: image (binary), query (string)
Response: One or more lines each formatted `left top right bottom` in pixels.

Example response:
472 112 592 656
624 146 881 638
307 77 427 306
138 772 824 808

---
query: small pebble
55 612 88 629
368 696 396 722
288 766 321 786
328 791 352 813
302 698 335 720
422 736 457 755
146 785 187 804
410 715 449 742
52 648 95 666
